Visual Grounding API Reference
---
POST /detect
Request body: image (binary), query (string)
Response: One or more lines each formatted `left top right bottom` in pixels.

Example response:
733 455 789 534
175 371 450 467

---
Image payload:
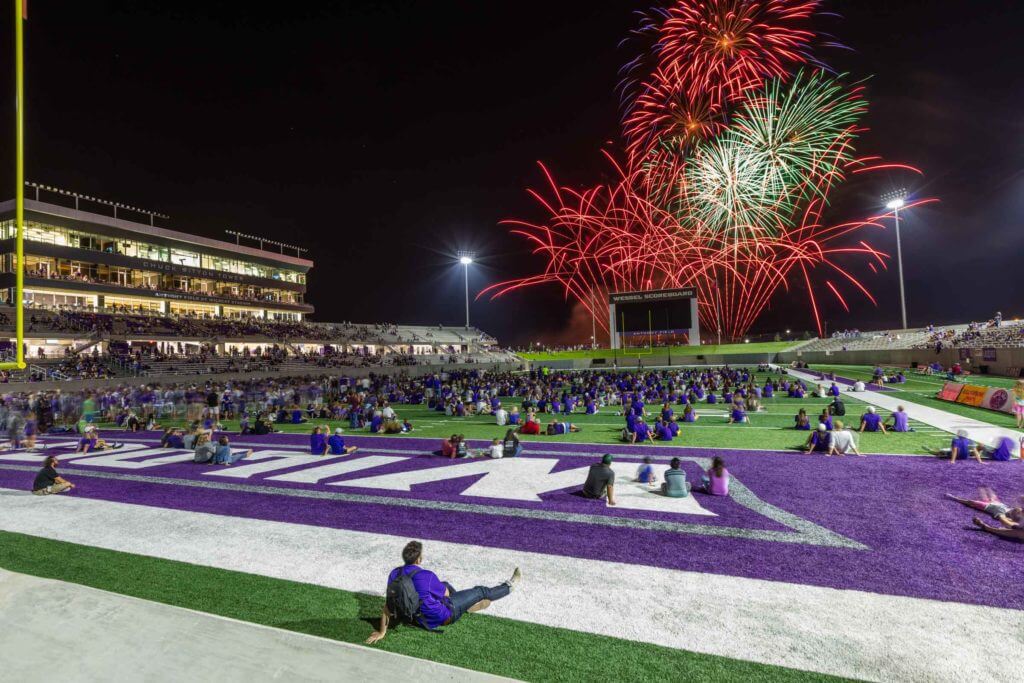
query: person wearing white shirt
488 438 504 459
495 407 508 426
852 380 865 392
828 421 861 456
381 403 396 420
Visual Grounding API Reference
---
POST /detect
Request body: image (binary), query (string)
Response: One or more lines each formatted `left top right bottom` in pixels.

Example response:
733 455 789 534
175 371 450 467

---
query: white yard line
0 569 508 683
1 491 1020 683
788 369 1023 452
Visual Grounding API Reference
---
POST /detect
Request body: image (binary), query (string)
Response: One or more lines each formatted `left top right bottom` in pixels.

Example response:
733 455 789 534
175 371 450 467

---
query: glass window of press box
0 220 306 284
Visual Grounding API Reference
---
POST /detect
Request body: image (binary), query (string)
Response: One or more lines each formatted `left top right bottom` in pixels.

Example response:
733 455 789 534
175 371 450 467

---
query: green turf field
519 341 798 361
813 364 1021 430
0 531 842 683
94 366 997 455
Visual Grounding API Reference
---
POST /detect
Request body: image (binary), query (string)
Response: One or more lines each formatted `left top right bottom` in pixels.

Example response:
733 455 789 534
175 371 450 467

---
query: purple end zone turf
2 432 1022 610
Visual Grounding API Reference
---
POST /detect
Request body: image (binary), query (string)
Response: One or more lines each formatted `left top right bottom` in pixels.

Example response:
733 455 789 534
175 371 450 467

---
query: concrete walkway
788 369 1023 453
0 569 513 683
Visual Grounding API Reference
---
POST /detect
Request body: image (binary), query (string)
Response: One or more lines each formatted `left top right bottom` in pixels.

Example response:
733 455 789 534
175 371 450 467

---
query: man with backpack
365 540 521 643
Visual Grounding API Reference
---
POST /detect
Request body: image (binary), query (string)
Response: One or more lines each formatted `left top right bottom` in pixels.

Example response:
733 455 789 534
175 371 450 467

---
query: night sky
1 1 1021 345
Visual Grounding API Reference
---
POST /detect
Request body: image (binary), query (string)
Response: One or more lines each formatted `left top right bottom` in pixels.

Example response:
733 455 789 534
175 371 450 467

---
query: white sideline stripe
0 569 509 683
788 368 1024 452
0 490 1019 682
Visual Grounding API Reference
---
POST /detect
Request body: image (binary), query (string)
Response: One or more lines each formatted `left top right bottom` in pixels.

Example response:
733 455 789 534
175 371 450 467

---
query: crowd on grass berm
17 363 1024 635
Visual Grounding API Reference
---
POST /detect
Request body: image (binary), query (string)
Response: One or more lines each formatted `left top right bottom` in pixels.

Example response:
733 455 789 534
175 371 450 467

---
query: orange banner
955 385 988 407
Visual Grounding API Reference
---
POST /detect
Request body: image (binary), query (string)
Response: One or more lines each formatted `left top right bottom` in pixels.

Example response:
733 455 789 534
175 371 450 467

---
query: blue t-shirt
634 423 651 440
310 433 327 454
291 409 304 424
387 565 451 630
862 413 881 431
637 464 656 482
731 408 746 423
656 424 673 441
950 436 973 459
327 434 347 454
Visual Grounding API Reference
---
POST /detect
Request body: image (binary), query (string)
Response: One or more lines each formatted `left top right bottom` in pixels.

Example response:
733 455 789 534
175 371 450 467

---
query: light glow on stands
25 181 170 225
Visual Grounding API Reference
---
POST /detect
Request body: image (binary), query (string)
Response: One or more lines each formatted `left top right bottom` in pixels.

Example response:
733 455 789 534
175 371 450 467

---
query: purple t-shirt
891 411 909 432
861 413 881 431
387 565 451 629
707 468 730 496
731 408 746 423
951 436 973 459
310 432 327 454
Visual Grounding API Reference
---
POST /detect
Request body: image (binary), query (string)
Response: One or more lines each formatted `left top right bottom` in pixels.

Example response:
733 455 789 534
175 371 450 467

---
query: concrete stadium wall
531 353 781 371
0 362 524 393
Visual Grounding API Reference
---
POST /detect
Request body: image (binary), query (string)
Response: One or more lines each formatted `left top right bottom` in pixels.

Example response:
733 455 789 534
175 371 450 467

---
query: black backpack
386 567 423 625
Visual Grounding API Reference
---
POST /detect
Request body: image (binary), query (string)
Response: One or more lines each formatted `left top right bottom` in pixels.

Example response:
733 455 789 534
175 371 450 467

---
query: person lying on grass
32 455 75 496
365 540 521 643
972 517 1024 541
926 430 984 464
76 425 122 453
545 420 580 435
860 406 886 433
947 490 1021 529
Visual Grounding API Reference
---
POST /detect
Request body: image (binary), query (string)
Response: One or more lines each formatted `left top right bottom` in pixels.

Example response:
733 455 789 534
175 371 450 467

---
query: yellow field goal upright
1 0 26 371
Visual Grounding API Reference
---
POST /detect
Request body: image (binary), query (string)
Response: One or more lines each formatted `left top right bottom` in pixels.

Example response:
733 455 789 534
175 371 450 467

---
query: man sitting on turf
31 455 75 496
365 540 521 643
827 421 861 456
927 430 984 464
661 457 690 498
328 427 358 456
886 406 911 432
860 406 886 433
581 454 617 505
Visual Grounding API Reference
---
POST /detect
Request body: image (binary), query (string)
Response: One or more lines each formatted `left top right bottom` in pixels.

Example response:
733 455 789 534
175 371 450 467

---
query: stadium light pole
457 251 475 330
883 189 909 329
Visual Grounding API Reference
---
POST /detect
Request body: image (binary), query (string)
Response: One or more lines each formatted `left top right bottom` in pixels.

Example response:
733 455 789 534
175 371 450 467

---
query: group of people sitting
439 430 522 459
582 453 731 505
795 397 913 455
